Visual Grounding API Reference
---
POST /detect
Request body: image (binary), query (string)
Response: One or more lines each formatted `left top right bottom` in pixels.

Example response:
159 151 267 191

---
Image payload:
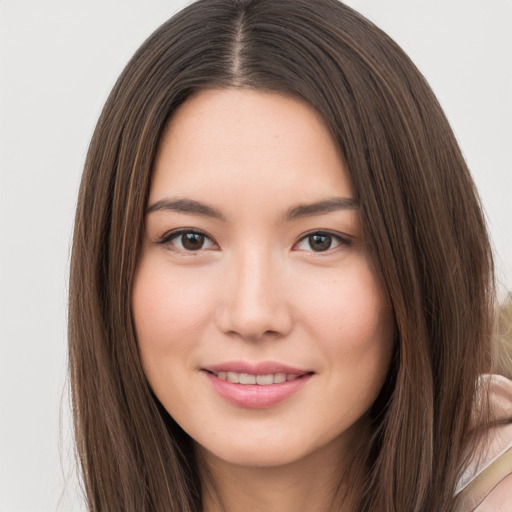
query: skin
132 89 395 511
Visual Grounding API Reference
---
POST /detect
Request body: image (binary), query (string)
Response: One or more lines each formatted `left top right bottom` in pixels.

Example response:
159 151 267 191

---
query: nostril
225 328 286 342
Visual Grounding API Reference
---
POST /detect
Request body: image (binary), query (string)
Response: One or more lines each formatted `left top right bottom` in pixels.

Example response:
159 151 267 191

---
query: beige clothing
455 375 512 511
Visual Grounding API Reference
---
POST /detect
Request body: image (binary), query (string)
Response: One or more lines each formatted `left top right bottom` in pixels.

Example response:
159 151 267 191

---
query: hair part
69 1 495 510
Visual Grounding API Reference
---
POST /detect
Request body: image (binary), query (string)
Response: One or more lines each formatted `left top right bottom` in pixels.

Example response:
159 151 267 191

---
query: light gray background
1 1 510 510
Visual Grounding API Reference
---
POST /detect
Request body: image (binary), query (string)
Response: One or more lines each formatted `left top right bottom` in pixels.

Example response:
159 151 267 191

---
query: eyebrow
147 198 227 220
283 197 359 221
147 196 358 222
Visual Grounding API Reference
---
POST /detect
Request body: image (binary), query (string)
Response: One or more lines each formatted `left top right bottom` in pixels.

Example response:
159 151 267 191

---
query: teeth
214 371 303 385
240 373 256 384
227 372 238 383
256 374 273 385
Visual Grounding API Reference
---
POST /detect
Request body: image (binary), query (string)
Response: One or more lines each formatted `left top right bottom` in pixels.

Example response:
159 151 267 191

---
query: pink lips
202 361 313 409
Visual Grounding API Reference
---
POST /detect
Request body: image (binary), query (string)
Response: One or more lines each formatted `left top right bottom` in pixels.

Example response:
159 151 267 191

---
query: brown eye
181 232 206 251
308 234 333 251
159 229 217 252
294 231 351 253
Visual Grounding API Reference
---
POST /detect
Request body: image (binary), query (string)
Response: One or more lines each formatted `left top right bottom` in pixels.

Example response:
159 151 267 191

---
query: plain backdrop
1 1 511 510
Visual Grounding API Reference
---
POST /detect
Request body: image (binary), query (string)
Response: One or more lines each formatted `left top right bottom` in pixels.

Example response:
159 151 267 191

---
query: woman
68 0 512 510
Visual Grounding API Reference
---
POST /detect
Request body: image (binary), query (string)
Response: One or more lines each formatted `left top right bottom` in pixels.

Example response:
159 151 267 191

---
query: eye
294 231 350 252
159 229 218 252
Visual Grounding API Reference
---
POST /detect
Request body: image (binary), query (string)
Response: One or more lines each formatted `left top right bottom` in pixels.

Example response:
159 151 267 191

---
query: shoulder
455 375 512 512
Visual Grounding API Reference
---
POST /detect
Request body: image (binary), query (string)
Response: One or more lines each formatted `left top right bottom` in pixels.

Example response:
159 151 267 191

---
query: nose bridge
218 243 291 340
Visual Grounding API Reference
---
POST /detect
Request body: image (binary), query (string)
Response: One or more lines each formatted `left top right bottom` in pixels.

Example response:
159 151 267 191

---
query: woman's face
133 89 395 469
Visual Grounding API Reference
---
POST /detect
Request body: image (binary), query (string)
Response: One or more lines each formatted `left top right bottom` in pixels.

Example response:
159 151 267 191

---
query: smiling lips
203 362 313 408
214 371 302 385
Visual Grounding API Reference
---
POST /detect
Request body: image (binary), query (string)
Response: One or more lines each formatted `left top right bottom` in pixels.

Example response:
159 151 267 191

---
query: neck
198 427 367 512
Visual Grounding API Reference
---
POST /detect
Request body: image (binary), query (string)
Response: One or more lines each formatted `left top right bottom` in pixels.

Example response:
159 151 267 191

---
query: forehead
150 88 353 206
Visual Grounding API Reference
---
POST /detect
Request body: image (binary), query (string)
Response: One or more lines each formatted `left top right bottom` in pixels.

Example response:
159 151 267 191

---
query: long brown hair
68 1 495 510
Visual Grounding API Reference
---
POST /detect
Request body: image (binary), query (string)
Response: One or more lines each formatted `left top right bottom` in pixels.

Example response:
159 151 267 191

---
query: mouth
204 370 311 385
201 362 314 408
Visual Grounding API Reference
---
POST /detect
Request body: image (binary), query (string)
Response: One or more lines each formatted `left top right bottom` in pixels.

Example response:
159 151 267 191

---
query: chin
194 425 349 471
199 443 311 469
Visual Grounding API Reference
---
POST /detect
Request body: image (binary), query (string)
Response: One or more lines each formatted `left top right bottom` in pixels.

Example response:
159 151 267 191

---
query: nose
215 249 293 341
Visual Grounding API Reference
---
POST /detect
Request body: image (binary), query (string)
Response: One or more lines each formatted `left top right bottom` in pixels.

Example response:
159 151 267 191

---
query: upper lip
202 361 312 376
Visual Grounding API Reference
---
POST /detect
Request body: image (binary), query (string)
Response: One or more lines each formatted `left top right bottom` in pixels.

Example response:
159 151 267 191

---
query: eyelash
293 231 352 253
158 229 218 253
158 229 352 254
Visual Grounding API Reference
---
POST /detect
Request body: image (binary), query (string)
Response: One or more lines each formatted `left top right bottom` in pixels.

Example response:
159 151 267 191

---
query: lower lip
204 372 312 409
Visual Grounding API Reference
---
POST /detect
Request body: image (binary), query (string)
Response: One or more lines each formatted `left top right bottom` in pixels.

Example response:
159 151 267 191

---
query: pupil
310 234 331 251
182 233 204 250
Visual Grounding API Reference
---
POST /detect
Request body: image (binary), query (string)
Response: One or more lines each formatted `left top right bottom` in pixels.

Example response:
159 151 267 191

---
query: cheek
131 256 215 360
294 260 395 378
131 255 220 415
301 266 391 337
